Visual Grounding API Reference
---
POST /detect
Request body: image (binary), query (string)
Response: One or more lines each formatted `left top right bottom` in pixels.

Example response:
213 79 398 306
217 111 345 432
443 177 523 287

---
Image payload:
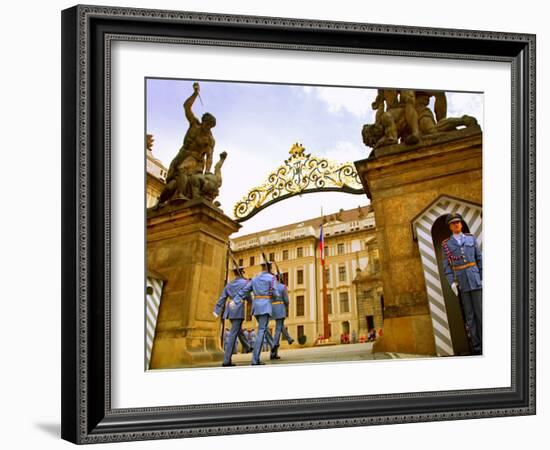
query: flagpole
320 207 330 341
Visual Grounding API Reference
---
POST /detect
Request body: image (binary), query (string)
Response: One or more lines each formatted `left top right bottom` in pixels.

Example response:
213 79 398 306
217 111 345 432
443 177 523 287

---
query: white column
309 262 315 321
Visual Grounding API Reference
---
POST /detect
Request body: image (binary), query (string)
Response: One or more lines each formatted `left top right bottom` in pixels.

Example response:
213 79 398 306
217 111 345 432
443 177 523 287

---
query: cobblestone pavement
176 342 434 369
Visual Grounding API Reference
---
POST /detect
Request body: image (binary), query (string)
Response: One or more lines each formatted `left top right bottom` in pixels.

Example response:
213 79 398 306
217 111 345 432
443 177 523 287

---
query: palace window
338 265 346 282
297 247 303 258
238 258 243 267
282 249 289 260
327 293 332 315
282 272 289 285
296 295 305 316
337 243 345 255
249 256 255 266
339 291 350 313
269 252 275 262
297 269 304 285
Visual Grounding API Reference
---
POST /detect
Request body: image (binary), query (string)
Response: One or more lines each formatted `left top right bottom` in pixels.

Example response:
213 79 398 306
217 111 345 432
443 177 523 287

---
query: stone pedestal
354 127 482 355
147 199 240 368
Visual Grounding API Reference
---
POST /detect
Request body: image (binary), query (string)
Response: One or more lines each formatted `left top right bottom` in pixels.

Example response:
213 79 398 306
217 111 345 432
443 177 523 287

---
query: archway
412 195 482 356
233 143 364 222
341 321 350 334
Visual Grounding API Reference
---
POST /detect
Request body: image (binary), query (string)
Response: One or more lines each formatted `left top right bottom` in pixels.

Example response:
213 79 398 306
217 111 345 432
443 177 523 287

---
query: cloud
302 86 376 120
446 92 484 128
319 140 368 163
302 86 483 128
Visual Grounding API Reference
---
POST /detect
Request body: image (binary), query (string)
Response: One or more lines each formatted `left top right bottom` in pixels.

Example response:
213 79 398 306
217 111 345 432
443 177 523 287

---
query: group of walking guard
213 259 294 366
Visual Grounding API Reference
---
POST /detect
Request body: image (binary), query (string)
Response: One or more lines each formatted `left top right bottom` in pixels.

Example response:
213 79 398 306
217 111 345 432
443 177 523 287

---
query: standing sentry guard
441 212 483 355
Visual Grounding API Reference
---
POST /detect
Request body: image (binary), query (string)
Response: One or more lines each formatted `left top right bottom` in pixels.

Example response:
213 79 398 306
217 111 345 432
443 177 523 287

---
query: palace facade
230 205 384 347
146 134 168 208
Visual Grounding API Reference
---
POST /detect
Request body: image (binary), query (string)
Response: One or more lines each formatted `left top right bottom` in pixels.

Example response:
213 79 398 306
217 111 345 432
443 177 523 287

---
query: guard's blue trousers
252 314 271 364
270 318 285 356
282 325 294 344
223 319 250 364
461 289 482 354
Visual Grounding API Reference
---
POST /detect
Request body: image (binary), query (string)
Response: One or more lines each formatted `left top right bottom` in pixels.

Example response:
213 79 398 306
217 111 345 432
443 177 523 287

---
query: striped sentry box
412 196 482 356
145 275 165 370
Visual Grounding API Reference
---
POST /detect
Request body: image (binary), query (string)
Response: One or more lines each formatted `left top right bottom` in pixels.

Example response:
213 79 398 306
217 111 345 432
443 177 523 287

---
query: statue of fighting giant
157 82 226 207
363 89 478 149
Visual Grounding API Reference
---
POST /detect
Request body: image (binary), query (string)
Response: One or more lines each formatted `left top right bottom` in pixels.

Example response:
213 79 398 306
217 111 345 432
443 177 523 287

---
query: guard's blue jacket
270 282 289 320
441 233 482 292
213 277 251 320
234 271 276 316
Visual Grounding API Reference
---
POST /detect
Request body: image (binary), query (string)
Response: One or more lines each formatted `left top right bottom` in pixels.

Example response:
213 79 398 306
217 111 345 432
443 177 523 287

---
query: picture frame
61 4 536 444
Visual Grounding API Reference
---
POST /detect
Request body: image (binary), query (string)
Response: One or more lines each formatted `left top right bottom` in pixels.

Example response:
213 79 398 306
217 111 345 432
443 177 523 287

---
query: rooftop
231 204 375 250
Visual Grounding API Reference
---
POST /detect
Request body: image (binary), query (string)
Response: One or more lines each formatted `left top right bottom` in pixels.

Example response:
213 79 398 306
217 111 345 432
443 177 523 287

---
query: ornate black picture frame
61 5 536 444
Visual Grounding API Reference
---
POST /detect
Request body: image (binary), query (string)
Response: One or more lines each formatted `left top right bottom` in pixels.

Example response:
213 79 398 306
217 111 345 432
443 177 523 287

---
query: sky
146 79 483 237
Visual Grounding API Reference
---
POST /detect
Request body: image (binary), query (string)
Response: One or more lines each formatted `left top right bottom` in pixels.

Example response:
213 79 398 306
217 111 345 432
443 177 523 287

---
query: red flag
319 223 325 266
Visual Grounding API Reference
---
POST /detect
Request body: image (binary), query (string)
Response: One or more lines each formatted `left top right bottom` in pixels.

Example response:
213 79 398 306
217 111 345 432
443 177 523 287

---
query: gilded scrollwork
233 143 364 222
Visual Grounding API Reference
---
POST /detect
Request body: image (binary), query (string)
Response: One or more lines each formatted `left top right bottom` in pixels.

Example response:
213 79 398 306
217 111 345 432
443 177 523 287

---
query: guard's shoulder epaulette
465 233 474 236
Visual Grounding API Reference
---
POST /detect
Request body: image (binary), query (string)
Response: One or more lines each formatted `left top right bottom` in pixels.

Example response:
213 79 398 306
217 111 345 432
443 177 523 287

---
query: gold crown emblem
289 142 305 156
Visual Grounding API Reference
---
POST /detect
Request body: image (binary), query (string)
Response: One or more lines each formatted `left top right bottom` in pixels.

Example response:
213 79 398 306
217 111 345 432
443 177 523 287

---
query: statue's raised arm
183 82 201 125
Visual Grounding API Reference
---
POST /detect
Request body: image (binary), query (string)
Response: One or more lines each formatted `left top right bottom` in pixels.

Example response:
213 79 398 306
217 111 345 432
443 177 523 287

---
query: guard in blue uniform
269 275 293 360
249 328 256 349
441 213 483 355
282 326 294 345
213 267 252 367
234 261 275 365
242 328 250 353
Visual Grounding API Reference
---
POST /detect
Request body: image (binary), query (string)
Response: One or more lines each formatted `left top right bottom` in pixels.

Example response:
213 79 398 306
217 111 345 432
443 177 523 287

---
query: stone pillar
147 199 240 368
354 127 482 355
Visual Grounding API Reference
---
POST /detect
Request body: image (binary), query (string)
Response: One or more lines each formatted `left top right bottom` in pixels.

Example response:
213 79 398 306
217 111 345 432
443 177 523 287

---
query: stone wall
354 127 482 355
